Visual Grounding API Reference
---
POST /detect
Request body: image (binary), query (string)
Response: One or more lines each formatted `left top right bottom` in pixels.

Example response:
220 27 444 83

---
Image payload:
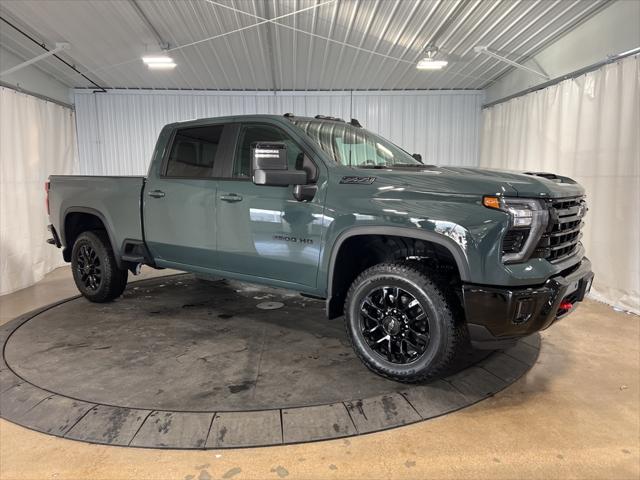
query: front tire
71 231 128 302
344 262 463 383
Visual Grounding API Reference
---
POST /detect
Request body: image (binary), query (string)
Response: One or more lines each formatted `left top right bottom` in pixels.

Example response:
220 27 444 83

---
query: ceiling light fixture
416 58 448 70
142 55 173 64
142 54 176 70
416 45 447 70
147 62 177 70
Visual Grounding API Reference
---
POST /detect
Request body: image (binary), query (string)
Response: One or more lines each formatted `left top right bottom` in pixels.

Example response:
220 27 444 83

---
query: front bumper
463 257 594 349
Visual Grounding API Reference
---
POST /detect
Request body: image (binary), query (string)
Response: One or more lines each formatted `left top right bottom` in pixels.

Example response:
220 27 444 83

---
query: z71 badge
340 176 376 185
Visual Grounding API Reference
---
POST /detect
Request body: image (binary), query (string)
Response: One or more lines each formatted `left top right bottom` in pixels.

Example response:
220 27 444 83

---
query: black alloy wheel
360 286 429 364
76 243 102 291
71 230 128 302
344 262 465 383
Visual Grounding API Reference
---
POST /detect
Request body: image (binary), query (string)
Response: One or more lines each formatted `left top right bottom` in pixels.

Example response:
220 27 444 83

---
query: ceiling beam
474 46 550 80
0 42 69 76
263 0 279 91
128 0 170 50
0 16 107 91
206 0 416 65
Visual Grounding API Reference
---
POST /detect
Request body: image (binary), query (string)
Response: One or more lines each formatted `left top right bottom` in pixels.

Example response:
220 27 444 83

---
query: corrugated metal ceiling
0 0 610 91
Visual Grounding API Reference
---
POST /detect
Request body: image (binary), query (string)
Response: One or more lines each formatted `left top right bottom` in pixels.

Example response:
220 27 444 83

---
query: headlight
483 196 549 263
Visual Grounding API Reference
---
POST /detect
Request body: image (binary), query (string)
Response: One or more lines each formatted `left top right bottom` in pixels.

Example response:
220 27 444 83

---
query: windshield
291 120 421 167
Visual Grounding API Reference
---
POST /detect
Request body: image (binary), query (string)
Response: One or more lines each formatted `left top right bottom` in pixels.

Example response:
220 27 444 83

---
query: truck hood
351 165 585 199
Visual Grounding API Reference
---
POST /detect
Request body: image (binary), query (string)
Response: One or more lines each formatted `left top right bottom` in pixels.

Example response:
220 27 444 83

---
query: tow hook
558 300 573 315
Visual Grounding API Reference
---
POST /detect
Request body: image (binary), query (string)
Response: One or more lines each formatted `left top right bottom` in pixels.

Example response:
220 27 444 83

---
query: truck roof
168 113 361 128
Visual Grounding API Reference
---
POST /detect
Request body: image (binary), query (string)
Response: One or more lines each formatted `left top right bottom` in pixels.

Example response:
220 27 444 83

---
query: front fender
316 187 511 299
323 225 472 299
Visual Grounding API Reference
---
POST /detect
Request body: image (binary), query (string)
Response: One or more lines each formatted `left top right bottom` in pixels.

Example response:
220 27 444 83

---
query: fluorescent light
142 54 176 70
416 58 448 70
142 55 174 64
147 62 177 70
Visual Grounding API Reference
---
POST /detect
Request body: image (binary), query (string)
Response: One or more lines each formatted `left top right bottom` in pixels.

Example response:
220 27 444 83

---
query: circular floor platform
0 275 540 449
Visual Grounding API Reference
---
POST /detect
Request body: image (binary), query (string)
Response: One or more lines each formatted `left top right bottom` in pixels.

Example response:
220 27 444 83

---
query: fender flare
325 226 471 300
62 206 123 268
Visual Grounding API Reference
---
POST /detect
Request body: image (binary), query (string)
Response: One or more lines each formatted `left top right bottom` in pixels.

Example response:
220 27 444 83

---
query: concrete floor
1 267 638 480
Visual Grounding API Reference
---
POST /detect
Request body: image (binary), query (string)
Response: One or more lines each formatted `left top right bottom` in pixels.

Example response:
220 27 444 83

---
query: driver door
215 123 324 288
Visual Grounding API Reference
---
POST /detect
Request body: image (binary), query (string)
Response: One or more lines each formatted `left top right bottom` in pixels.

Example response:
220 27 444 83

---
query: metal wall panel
74 89 483 175
352 91 483 167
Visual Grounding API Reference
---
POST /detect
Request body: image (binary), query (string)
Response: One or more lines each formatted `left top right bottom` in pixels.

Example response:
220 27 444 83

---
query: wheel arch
62 207 123 268
325 227 470 319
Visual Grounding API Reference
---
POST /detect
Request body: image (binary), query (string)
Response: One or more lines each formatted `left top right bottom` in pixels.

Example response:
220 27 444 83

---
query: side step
121 254 145 263
120 239 155 268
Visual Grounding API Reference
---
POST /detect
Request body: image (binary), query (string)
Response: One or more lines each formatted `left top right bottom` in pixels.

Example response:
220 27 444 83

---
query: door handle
148 190 165 198
220 193 243 203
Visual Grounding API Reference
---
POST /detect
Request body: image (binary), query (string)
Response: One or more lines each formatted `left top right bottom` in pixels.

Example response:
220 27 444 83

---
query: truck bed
48 175 145 258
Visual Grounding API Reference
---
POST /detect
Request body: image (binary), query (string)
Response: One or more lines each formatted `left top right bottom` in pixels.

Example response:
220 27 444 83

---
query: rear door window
165 124 224 178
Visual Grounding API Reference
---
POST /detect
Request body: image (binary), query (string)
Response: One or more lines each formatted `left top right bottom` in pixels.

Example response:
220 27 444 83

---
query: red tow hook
559 300 573 311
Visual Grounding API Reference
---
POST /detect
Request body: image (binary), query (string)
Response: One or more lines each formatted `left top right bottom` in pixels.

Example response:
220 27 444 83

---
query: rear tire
71 231 128 302
344 262 464 383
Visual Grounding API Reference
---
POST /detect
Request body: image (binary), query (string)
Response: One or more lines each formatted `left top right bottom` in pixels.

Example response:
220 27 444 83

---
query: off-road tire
344 261 465 383
71 230 128 302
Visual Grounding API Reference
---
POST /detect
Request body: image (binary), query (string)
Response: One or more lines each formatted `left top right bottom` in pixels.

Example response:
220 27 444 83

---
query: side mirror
251 142 307 186
412 153 423 163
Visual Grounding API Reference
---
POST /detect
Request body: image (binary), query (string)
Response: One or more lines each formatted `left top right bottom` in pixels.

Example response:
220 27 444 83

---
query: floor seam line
399 391 423 419
342 402 359 434
204 412 217 449
17 393 55 418
128 410 154 446
62 403 97 436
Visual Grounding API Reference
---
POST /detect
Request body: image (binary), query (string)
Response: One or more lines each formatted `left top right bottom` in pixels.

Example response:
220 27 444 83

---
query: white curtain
0 87 78 295
480 55 640 314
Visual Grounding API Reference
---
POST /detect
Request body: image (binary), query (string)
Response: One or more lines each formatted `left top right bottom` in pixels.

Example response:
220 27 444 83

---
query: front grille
534 196 586 263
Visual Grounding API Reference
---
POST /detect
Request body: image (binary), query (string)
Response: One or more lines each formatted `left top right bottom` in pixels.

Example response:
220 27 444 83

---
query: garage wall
74 90 483 175
480 54 640 314
485 1 640 104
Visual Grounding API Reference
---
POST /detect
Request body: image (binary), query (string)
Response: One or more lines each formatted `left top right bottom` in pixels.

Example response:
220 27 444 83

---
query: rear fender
62 207 124 268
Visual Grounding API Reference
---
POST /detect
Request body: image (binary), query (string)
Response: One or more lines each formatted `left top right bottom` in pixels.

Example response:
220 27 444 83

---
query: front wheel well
327 234 462 319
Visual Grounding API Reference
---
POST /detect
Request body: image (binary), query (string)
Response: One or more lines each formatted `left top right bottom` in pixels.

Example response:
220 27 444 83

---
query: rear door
214 122 325 288
144 122 232 270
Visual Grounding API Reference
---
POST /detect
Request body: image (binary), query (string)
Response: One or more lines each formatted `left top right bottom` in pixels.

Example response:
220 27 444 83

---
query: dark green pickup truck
46 114 594 382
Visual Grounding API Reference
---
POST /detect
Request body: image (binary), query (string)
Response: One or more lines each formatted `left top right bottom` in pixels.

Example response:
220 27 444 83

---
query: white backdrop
74 90 483 175
0 87 78 295
481 55 640 313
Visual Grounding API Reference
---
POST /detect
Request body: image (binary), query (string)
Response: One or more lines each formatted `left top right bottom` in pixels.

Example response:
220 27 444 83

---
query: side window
165 124 224 178
234 124 304 178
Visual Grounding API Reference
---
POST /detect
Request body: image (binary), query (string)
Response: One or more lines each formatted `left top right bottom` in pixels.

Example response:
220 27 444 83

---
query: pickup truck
46 113 594 382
